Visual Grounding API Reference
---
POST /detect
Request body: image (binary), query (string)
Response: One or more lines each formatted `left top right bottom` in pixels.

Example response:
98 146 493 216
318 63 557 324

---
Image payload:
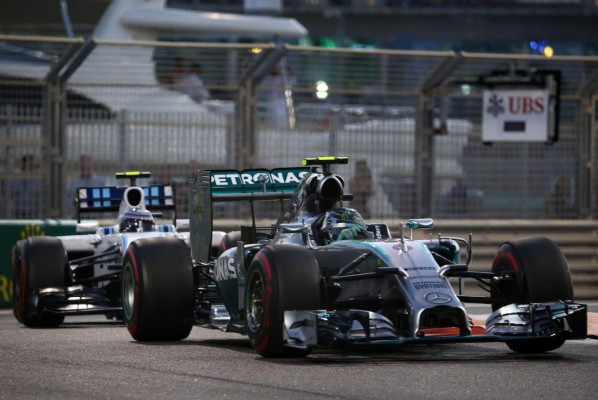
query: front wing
283 301 587 350
29 286 122 317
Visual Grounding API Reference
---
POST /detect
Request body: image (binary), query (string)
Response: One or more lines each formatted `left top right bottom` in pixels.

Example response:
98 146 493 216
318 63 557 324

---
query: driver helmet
118 208 155 233
320 207 368 244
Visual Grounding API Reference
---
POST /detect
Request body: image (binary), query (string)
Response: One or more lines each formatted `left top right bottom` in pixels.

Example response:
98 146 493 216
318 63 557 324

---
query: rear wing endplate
189 167 309 263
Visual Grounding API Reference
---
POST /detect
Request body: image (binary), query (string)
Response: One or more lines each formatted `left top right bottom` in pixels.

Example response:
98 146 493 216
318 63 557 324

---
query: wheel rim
122 263 136 321
246 271 265 333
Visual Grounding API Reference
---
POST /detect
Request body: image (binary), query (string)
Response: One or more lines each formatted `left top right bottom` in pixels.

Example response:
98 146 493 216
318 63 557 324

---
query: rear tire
12 237 67 327
11 240 25 323
245 245 321 358
491 237 573 353
218 231 242 255
122 237 194 341
219 230 271 255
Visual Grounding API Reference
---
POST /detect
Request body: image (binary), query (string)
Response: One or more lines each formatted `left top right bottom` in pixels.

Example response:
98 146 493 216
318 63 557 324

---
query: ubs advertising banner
482 89 551 142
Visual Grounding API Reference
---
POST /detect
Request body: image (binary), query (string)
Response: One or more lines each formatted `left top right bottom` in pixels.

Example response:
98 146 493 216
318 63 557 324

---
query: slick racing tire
491 237 573 353
245 245 322 358
11 240 25 323
12 237 67 327
122 237 194 341
218 231 242 255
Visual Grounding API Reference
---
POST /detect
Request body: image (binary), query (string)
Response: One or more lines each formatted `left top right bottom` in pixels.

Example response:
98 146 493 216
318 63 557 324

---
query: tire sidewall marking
257 251 272 330
124 247 140 334
250 251 274 353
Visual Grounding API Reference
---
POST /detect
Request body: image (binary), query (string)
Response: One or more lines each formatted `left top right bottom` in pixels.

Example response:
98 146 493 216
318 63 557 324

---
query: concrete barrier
0 220 79 308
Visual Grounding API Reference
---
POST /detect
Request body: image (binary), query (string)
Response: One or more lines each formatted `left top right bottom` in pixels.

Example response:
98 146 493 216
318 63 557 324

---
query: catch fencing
1 35 598 224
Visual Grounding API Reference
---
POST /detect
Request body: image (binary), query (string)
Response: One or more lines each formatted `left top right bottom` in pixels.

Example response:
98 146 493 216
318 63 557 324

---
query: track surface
1 309 598 400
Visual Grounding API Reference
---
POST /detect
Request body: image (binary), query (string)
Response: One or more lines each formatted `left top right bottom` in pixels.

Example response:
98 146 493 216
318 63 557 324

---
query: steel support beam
577 69 598 218
415 52 462 217
234 43 287 170
44 38 96 217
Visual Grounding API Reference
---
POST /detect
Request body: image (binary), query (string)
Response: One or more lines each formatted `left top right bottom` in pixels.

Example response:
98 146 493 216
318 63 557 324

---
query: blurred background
1 0 598 301
2 0 598 55
1 0 597 221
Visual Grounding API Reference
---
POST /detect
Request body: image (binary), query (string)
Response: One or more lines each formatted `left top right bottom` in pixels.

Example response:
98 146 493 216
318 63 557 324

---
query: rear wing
189 167 309 263
76 185 176 222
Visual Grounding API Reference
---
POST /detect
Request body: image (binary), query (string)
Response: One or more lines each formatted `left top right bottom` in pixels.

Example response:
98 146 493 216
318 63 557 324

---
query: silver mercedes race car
121 157 587 357
11 172 221 327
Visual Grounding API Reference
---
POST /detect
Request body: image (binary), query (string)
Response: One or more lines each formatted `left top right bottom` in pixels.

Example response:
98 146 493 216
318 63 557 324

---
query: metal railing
1 35 597 224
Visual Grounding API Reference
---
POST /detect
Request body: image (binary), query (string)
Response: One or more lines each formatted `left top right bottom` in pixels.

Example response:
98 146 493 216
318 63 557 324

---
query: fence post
43 80 66 218
117 109 128 171
577 70 598 218
1 105 14 218
235 78 255 170
44 37 95 218
416 52 462 217
235 43 287 169
414 94 434 217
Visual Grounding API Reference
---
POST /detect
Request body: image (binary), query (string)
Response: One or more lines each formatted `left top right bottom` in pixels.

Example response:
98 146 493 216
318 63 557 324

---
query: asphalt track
1 308 597 400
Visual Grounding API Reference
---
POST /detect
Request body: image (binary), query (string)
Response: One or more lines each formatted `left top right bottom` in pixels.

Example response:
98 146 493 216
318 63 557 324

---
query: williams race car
11 172 221 327
122 157 587 357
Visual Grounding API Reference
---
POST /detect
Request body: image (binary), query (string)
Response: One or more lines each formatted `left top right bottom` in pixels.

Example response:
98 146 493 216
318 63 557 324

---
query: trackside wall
0 220 78 308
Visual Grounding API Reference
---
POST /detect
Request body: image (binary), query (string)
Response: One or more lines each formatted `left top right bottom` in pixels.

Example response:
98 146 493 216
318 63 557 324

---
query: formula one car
122 157 587 357
11 172 218 327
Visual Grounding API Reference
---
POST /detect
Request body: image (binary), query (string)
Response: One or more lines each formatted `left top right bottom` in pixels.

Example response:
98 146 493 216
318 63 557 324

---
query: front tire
245 245 322 358
122 237 194 341
491 237 573 353
12 237 67 327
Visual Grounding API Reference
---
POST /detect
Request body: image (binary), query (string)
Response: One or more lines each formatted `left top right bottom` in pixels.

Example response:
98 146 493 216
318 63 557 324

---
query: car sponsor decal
424 291 452 304
0 274 10 303
210 168 309 194
19 224 45 239
412 280 448 290
215 256 237 281
370 224 383 240
403 266 435 271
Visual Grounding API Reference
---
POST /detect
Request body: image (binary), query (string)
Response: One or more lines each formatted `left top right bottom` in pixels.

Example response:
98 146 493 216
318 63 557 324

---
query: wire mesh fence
1 35 597 223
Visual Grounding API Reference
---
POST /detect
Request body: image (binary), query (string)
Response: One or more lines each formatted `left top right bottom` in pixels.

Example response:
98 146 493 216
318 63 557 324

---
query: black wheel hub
247 273 265 333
